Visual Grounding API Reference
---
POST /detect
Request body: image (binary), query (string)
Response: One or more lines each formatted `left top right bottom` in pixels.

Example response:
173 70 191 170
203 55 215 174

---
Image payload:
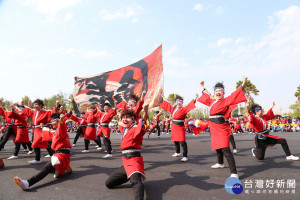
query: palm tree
236 79 259 103
294 85 300 103
167 93 180 104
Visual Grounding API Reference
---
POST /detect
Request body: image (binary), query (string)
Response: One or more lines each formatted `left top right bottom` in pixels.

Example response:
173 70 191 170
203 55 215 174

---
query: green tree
167 93 179 105
187 109 209 120
43 91 72 110
0 98 13 122
289 103 300 118
236 79 259 103
231 106 247 117
294 85 300 103
22 95 31 106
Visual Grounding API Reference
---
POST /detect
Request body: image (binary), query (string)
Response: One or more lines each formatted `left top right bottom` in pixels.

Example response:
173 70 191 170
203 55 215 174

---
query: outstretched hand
10 104 16 110
200 81 205 88
271 102 276 108
60 114 65 121
242 76 248 88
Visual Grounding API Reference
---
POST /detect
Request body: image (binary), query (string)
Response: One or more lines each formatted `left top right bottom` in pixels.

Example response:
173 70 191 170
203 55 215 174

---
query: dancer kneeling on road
14 113 72 190
247 102 299 161
105 107 148 200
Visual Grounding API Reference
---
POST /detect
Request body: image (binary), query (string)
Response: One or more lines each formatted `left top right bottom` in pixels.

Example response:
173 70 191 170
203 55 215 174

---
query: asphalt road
0 131 300 200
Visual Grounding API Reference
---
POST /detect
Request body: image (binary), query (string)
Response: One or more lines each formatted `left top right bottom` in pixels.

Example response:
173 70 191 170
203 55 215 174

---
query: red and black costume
198 87 247 174
105 119 146 200
68 113 88 145
0 107 17 151
116 99 144 123
84 110 102 150
95 108 117 154
25 119 72 187
148 113 161 136
8 110 33 156
159 99 196 158
249 108 292 160
21 107 55 161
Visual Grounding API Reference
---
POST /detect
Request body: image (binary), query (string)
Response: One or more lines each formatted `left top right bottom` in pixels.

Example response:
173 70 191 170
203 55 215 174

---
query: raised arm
135 97 144 116
183 94 197 113
159 95 173 113
262 103 275 121
21 106 35 118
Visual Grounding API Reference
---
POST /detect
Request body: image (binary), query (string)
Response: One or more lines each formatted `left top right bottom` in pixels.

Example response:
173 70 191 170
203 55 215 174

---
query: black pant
14 142 33 156
103 136 112 154
166 125 170 133
47 142 54 155
97 136 102 147
27 162 55 186
253 136 291 160
174 141 188 157
34 147 53 161
22 143 28 150
162 124 166 132
73 127 83 144
229 135 236 149
234 128 244 133
216 147 237 174
0 126 15 150
105 166 144 200
149 123 161 136
84 138 101 150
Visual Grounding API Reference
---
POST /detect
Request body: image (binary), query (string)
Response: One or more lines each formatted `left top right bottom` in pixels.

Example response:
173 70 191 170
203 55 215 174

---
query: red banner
73 45 163 112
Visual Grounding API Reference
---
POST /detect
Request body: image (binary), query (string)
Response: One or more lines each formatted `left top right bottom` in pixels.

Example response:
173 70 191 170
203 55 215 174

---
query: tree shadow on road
238 155 300 180
144 170 223 200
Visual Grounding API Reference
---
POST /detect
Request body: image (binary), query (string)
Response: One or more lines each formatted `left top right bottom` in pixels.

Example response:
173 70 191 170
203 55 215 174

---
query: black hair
103 103 111 108
120 109 137 119
175 95 184 101
214 82 225 92
155 111 159 114
33 99 44 107
50 113 60 120
250 103 262 114
16 104 24 109
128 94 139 102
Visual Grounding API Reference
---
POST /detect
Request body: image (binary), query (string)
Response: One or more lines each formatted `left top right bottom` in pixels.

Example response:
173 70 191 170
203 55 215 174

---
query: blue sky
0 0 299 113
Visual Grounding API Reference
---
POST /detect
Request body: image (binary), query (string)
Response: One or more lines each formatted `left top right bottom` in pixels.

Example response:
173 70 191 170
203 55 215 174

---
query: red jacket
95 109 117 138
198 87 247 150
249 109 282 139
8 111 30 143
21 107 54 148
116 99 144 122
51 120 72 150
160 100 195 141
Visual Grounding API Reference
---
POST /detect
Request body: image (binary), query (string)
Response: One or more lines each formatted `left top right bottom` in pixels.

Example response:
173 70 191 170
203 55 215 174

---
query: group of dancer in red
0 75 299 200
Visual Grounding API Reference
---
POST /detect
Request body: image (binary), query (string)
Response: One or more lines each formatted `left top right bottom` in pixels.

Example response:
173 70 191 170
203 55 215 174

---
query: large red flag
73 45 163 112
